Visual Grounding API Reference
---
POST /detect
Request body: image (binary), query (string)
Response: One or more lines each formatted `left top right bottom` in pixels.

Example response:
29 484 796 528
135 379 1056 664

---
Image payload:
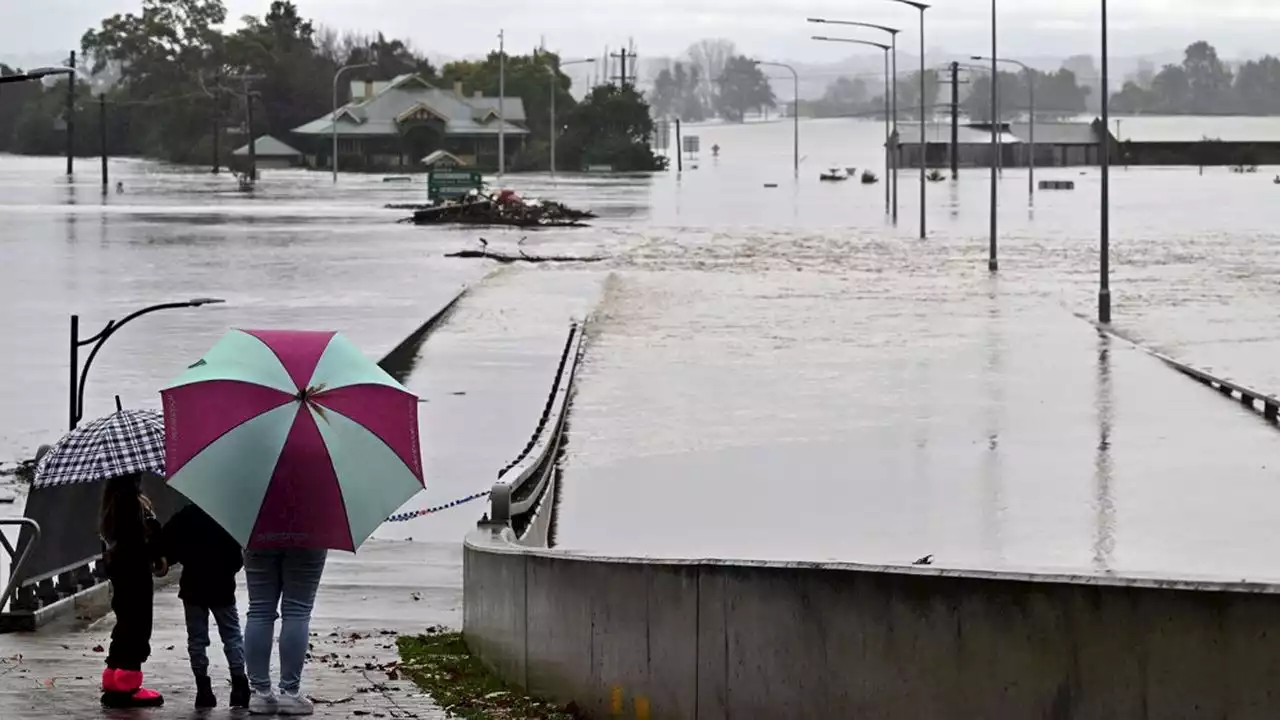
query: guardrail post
74 563 96 590
1266 402 1278 421
489 483 512 526
36 578 57 606
11 585 38 612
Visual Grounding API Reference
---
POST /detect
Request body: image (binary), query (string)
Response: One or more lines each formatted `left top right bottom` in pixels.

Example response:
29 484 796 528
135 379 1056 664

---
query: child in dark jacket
99 473 166 708
162 503 250 709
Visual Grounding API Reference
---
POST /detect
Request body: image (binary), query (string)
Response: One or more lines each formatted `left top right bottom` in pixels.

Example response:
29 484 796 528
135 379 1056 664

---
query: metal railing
1154 352 1280 421
0 519 42 612
485 323 585 543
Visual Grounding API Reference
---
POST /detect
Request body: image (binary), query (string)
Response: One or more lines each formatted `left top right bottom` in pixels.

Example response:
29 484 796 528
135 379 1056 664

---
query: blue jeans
184 602 245 678
243 548 327 694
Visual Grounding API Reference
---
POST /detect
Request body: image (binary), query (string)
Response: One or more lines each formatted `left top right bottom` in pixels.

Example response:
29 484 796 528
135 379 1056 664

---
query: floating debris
399 189 596 228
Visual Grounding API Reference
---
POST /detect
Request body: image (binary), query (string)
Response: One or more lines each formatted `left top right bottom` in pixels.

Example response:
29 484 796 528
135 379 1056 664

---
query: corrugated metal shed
895 122 1020 145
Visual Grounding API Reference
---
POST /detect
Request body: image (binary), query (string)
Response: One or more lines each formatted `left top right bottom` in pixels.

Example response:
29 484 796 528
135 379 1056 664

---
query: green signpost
428 170 484 201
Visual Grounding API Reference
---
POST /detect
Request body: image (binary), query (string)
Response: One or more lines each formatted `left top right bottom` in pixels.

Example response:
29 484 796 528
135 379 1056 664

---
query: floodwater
4 116 1280 579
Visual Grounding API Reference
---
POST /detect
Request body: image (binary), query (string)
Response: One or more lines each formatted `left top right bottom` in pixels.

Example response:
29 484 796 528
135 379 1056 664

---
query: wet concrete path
0 540 459 718
376 266 604 544
557 271 1280 582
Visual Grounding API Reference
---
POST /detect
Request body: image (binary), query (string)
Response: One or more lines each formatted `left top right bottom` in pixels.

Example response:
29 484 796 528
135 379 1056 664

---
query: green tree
897 69 940 120
963 70 1021 122
1234 56 1280 114
558 84 666 171
1182 41 1233 114
714 56 774 122
441 50 575 149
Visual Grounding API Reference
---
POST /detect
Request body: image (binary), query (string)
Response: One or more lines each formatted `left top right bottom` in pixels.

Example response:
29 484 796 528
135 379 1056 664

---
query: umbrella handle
115 395 123 413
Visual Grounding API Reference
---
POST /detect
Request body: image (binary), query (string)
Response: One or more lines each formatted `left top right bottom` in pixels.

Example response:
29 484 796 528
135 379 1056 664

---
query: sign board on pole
428 170 484 201
682 135 700 155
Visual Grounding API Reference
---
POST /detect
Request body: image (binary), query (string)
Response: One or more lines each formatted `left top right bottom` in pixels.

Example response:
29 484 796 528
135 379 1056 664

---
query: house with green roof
291 74 529 172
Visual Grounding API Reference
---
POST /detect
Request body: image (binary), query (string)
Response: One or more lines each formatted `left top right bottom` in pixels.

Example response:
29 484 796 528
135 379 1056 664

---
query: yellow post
610 686 624 716
635 695 651 720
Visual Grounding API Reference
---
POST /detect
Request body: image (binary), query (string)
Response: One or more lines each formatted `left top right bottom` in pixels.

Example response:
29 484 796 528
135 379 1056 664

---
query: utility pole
675 118 683 173
66 50 75 176
949 62 960 179
610 48 636 87
246 90 256 181
99 93 108 193
227 73 264 182
498 29 506 177
212 72 221 174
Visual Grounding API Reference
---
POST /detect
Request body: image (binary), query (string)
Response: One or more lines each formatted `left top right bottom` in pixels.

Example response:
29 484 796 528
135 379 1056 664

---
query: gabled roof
292 74 529 138
421 150 470 167
232 135 303 157
895 122 1020 145
1006 122 1101 145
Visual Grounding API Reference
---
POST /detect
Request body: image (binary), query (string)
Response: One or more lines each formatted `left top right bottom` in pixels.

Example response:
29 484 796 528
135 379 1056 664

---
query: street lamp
809 18 900 222
1099 0 1111 323
972 55 1035 200
812 36 891 212
752 60 800 178
0 66 76 85
551 59 595 175
886 0 930 239
332 61 376 183
69 298 225 430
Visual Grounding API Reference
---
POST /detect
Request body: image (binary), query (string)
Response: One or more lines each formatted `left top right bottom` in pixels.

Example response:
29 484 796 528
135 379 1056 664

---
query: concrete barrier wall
465 531 1280 719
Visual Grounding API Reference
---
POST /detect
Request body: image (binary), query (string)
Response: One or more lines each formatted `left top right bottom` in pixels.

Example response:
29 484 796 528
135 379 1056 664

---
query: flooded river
4 117 1280 578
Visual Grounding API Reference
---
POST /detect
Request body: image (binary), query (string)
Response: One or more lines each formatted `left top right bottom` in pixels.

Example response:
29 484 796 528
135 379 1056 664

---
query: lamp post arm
73 301 217 426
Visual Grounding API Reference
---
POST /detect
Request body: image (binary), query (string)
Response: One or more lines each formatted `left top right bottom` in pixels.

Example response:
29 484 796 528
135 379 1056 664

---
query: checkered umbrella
34 409 166 489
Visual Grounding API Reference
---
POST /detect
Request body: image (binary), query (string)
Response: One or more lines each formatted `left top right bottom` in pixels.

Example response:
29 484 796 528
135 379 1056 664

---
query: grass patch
397 627 581 720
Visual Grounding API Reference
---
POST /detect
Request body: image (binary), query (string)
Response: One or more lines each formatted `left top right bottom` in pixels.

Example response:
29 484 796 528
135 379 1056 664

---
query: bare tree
685 38 737 110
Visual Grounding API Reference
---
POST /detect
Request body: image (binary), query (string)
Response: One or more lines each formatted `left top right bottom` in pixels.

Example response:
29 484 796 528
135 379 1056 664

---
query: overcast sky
4 0 1280 65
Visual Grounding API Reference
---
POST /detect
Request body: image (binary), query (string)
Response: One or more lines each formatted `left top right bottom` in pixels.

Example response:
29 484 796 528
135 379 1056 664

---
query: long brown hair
99 473 154 544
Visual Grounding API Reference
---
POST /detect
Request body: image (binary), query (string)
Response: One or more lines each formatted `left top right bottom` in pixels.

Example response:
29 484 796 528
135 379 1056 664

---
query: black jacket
103 508 163 579
161 505 243 608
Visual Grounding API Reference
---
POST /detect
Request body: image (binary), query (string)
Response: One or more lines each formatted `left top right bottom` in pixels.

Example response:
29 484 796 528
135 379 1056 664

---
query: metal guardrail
0 519 41 612
1152 352 1280 421
485 323 585 541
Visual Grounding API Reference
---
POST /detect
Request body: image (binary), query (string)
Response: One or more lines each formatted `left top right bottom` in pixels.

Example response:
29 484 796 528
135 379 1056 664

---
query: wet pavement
0 540 459 718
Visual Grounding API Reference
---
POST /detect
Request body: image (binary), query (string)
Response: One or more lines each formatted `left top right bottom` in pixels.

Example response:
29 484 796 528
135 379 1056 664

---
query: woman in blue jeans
244 548 327 716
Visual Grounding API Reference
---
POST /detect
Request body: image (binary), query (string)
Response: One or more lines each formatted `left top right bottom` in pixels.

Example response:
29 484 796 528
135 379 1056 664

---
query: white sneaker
276 691 315 716
249 690 278 715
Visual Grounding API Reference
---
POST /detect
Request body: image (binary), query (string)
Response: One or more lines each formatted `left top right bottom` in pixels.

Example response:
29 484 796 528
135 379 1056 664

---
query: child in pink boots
98 473 165 708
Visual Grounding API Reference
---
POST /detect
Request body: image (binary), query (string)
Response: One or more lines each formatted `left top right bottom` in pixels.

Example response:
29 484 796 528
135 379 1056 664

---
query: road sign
428 170 483 201
682 135 700 155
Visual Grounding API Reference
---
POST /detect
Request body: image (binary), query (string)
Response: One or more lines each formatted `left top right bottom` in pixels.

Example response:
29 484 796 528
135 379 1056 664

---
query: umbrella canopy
161 329 424 551
34 409 165 489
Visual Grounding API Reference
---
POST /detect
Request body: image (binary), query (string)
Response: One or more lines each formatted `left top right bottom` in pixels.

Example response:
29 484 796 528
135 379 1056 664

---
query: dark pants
107 572 153 672
184 602 246 678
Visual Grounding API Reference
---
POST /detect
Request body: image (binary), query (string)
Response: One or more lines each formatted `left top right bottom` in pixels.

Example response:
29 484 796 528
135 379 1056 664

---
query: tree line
649 39 777 122
0 0 664 172
1111 41 1280 115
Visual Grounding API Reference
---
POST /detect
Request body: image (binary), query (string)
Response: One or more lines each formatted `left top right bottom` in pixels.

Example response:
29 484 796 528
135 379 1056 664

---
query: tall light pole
886 0 931 239
973 54 1035 201
0 66 76 85
753 60 800 178
498 29 506 177
332 61 375 183
1099 0 1111 323
812 36 891 212
551 58 595 175
809 18 900 221
69 299 225 430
